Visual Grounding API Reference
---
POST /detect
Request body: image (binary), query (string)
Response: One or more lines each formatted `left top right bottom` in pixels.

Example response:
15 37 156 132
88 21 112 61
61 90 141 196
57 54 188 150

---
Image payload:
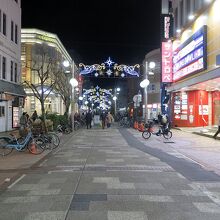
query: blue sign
173 26 207 81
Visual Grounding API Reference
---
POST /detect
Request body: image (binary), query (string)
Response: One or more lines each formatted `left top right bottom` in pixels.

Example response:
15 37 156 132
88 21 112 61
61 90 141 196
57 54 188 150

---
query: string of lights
79 57 140 78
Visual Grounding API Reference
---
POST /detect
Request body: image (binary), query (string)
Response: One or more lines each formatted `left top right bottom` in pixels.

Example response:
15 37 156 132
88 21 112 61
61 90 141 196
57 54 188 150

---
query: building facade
166 0 220 127
143 49 161 120
0 0 25 132
21 29 74 117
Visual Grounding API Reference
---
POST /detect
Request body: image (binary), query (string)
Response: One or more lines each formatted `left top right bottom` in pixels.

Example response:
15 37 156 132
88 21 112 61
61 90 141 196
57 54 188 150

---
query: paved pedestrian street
1 128 220 220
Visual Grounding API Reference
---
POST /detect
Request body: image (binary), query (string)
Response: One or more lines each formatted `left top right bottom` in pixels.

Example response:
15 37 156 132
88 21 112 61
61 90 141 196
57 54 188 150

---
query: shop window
0 106 5 117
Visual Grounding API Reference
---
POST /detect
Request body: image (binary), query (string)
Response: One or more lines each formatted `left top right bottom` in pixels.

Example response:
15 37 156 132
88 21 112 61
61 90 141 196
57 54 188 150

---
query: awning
0 80 26 97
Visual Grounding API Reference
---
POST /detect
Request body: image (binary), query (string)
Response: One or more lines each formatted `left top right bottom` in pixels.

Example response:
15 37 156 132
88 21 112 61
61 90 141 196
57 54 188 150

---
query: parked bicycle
119 117 132 128
0 130 46 156
56 124 72 134
142 121 172 139
36 132 60 150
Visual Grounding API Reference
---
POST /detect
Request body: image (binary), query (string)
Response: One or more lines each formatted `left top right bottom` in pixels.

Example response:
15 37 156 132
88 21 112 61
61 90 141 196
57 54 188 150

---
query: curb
192 132 220 140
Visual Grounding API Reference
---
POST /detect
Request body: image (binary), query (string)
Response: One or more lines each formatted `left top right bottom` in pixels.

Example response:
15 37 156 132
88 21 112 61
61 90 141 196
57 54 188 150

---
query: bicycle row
0 129 60 156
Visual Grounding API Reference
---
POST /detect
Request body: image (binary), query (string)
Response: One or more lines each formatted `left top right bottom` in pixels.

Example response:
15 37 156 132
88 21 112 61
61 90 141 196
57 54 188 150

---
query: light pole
113 96 117 116
140 61 151 122
113 87 120 117
69 71 78 130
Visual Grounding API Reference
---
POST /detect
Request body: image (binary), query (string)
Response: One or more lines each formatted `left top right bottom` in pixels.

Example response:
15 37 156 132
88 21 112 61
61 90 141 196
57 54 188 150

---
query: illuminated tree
23 44 61 129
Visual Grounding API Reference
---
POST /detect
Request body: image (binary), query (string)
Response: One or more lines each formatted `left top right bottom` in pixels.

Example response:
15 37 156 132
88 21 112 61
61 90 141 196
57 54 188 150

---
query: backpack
161 115 167 124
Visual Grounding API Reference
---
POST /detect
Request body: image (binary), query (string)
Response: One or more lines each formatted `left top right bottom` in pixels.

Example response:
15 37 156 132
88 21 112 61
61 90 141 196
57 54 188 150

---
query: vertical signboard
162 41 173 82
161 14 174 41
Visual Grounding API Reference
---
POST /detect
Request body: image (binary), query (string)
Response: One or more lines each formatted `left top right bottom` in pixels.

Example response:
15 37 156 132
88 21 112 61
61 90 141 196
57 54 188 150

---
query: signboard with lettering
172 25 207 81
162 41 173 82
161 14 174 41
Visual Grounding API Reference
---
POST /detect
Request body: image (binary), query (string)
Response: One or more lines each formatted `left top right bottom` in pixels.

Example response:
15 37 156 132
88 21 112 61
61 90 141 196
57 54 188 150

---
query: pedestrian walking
100 111 107 129
213 116 220 139
85 111 93 129
106 112 114 128
31 110 38 122
19 112 28 136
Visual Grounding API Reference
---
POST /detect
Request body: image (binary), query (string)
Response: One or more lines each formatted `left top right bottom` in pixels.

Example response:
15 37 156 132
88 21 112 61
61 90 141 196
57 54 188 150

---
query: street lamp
141 60 155 122
140 79 150 88
112 96 117 116
63 60 70 68
69 77 78 130
70 78 78 87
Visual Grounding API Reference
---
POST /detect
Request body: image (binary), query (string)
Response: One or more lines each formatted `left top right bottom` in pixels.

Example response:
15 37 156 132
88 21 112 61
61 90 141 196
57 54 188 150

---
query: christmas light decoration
79 57 140 78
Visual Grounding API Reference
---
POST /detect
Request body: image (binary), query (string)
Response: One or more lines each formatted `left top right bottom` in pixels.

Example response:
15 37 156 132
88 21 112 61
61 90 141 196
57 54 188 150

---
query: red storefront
172 89 220 127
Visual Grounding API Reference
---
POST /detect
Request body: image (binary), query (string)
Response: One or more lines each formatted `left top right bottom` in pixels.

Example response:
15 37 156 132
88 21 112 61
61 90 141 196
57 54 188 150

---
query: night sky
21 0 161 66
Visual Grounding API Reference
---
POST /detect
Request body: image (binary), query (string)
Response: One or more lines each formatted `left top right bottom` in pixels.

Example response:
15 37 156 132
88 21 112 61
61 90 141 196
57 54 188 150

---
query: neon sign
161 14 173 40
162 41 173 82
173 26 207 81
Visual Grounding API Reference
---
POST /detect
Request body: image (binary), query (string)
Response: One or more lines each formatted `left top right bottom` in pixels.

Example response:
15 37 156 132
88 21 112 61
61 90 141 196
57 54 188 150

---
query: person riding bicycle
156 114 169 136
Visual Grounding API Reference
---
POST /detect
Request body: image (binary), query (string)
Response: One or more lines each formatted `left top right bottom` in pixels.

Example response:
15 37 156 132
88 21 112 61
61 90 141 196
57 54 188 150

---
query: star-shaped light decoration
94 72 99 77
106 69 112 76
105 57 114 67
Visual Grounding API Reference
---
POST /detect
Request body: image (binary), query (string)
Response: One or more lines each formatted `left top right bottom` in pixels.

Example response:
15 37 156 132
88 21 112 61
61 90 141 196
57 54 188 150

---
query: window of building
0 106 5 117
11 21 14 41
2 57 6 79
11 61 13 81
174 8 178 32
0 10 1 33
0 56 1 79
3 13 6 36
15 24 18 44
186 0 191 13
14 63 17 82
194 0 202 10
180 0 184 27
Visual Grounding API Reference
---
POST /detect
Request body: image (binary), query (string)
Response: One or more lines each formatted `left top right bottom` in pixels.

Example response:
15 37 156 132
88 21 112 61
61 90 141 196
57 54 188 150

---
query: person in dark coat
100 111 107 129
85 111 92 129
157 112 162 124
31 110 38 122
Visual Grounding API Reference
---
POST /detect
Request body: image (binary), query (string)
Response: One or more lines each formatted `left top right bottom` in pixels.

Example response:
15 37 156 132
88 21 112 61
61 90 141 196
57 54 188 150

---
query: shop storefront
0 80 26 132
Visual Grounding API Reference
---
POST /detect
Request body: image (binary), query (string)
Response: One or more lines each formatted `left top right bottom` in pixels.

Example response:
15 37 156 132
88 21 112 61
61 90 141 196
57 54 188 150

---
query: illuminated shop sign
173 26 207 81
162 41 173 82
36 34 57 44
161 14 174 40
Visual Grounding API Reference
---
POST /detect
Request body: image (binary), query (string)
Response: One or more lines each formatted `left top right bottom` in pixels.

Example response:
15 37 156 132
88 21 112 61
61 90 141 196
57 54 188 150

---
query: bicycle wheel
47 132 60 149
28 137 46 155
0 137 13 156
163 131 172 139
142 131 151 139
